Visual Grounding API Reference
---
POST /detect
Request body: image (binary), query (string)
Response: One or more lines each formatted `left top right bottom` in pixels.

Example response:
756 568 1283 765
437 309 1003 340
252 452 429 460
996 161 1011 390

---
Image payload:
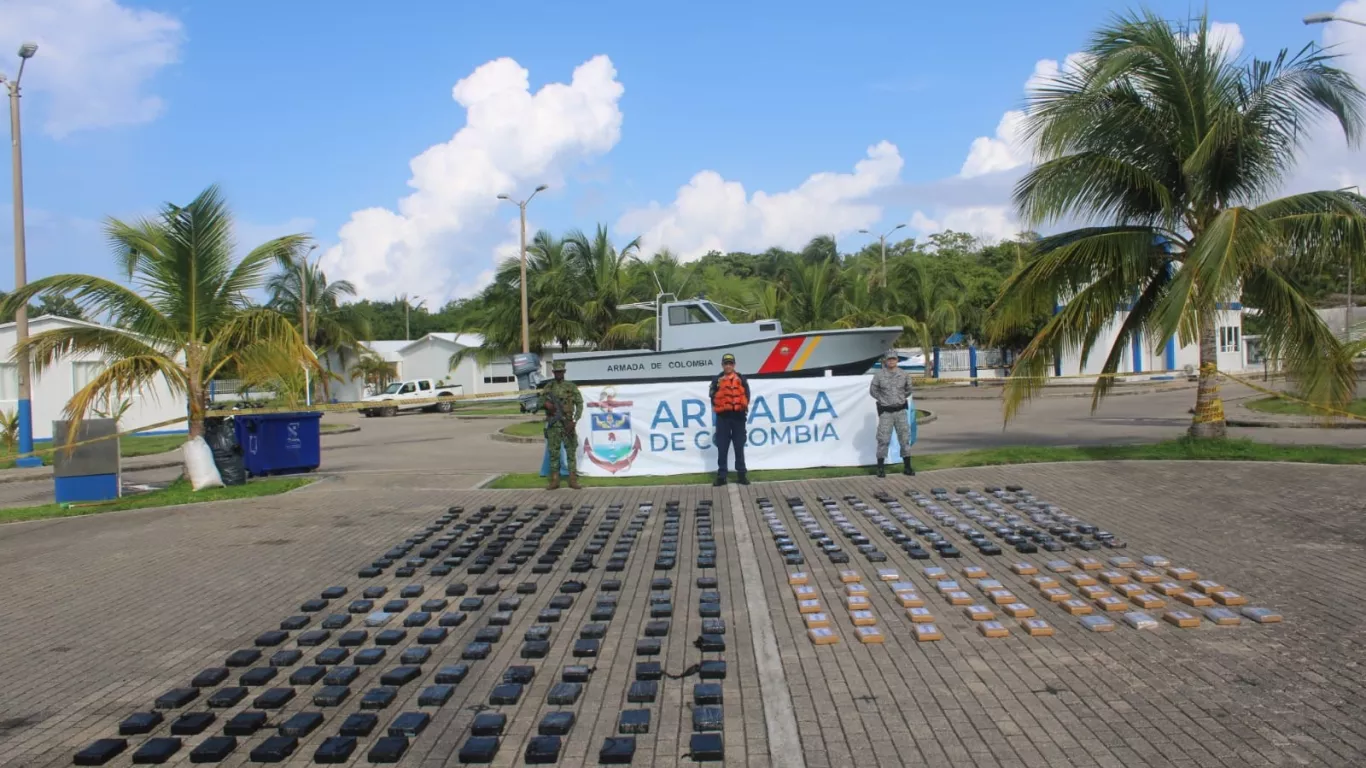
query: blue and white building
1052 303 1248 378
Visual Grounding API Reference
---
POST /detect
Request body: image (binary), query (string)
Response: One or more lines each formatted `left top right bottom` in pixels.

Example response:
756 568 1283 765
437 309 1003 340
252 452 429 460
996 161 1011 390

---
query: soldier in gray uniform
869 349 915 477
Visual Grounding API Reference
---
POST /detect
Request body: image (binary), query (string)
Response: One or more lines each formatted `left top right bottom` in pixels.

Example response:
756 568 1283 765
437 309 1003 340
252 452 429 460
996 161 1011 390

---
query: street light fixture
858 223 906 288
1304 12 1366 26
498 184 548 354
3 42 41 467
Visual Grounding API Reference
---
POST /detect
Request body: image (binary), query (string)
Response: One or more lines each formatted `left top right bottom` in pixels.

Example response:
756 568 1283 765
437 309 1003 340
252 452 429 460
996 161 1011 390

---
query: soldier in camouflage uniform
541 360 584 490
869 349 915 478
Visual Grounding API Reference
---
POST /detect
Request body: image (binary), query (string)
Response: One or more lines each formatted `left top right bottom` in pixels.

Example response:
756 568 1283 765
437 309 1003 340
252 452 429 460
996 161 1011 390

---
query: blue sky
2 0 1364 304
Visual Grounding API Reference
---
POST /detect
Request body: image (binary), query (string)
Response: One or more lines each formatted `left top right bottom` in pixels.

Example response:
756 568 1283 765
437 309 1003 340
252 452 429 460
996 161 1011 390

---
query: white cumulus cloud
917 18 1263 243
909 207 1020 243
617 141 904 259
322 55 624 301
0 0 183 137
1283 1 1366 195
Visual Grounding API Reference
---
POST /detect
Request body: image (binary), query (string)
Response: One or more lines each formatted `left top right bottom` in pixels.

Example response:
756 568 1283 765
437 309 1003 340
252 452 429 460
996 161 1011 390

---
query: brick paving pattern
1 461 1363 766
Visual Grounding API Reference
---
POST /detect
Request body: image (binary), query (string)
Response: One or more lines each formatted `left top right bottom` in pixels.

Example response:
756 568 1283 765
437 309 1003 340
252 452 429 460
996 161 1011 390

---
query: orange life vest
713 373 749 413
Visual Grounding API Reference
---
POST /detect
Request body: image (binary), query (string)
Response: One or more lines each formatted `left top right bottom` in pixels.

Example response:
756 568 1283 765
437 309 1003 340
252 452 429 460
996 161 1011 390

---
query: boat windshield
667 303 721 325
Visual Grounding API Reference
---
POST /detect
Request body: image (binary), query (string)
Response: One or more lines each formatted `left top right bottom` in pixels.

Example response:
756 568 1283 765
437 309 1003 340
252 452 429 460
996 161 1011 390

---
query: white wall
318 336 523 402
1054 307 1247 377
0 316 187 440
398 339 464 388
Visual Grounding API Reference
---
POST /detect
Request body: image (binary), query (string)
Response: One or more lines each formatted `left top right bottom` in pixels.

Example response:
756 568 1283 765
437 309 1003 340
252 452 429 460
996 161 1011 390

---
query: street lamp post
1310 17 1366 339
2 43 40 468
403 294 424 341
300 244 318 406
858 223 906 287
497 184 548 354
1338 187 1361 342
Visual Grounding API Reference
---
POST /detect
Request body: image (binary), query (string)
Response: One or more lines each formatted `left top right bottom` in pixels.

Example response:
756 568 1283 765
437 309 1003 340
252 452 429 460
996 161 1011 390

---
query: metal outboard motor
512 352 545 413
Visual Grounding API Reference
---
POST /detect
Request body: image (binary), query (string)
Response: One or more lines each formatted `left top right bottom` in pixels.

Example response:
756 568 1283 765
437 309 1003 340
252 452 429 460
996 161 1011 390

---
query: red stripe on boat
757 336 806 374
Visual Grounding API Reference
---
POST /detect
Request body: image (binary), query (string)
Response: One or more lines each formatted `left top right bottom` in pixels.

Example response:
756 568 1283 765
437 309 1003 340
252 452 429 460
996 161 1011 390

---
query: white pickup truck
360 378 464 417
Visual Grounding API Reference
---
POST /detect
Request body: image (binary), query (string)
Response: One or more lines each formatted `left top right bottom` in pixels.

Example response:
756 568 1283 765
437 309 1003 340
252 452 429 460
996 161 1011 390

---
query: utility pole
1337 185 1360 341
858 223 906 287
498 184 548 353
3 43 40 467
300 244 318 407
1310 18 1366 338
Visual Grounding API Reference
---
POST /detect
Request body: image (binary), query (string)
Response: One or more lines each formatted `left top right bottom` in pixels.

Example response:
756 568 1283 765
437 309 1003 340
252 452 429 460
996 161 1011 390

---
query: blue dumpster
233 412 322 477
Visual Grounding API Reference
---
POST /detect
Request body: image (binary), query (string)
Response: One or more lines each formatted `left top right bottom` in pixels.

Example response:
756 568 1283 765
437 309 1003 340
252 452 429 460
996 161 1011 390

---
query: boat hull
555 327 903 385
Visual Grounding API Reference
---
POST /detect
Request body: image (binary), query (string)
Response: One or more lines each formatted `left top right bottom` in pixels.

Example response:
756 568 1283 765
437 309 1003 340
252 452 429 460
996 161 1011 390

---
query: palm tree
834 275 923 350
989 12 1366 437
564 225 641 345
266 259 370 399
778 258 846 331
347 351 398 392
0 185 316 440
890 257 964 352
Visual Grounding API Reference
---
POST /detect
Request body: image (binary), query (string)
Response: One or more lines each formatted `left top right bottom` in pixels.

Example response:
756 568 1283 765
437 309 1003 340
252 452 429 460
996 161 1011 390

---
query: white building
923 303 1249 381
1052 303 1248 378
325 333 526 403
0 316 187 441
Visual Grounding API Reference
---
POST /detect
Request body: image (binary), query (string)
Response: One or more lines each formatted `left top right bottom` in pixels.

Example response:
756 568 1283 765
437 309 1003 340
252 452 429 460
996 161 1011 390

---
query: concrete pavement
2 462 1364 766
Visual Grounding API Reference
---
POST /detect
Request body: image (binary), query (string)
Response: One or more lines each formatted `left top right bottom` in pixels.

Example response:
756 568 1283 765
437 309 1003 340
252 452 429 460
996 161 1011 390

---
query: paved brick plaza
1 461 1363 767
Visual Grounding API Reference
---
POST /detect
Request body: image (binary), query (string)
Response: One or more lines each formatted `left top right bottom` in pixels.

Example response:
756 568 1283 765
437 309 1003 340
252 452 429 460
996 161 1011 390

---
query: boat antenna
704 298 752 316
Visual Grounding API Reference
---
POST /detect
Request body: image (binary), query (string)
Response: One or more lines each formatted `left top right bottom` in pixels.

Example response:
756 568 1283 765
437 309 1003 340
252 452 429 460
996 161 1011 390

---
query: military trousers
876 408 912 460
546 423 577 476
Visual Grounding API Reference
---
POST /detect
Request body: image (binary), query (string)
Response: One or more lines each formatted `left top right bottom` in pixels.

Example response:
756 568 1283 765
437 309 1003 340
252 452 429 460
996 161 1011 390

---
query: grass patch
0 476 313 524
487 437 1366 488
1245 396 1366 418
0 434 186 469
320 422 353 434
502 421 545 438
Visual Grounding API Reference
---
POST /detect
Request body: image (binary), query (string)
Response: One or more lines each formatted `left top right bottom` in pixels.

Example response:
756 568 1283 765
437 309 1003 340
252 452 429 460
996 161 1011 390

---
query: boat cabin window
759 322 777 331
668 304 717 326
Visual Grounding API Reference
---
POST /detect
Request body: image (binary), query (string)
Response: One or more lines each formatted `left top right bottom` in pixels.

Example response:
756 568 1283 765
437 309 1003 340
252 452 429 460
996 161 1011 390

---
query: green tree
990 11 1366 437
266 259 370 400
347 351 398 391
36 294 84 320
0 185 316 441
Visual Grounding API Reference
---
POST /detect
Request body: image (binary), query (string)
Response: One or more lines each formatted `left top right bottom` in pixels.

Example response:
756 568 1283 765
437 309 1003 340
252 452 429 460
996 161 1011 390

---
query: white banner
569 375 915 477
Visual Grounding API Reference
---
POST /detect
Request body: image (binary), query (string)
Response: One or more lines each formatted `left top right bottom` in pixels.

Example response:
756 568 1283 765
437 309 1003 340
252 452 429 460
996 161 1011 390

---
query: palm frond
62 355 186 445
1241 265 1355 409
14 325 174 377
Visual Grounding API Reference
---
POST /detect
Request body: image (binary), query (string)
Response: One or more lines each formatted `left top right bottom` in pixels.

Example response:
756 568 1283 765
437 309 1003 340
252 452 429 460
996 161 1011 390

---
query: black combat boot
876 460 886 478
713 473 727 487
737 472 750 485
903 457 915 476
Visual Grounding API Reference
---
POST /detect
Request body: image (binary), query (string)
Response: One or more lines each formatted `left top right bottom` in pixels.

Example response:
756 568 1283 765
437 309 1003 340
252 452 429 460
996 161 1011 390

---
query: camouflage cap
883 349 899 359
551 360 567 372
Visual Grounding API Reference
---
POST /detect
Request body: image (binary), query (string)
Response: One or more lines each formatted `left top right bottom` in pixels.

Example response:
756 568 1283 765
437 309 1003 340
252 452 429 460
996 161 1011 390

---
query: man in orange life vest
708 353 751 486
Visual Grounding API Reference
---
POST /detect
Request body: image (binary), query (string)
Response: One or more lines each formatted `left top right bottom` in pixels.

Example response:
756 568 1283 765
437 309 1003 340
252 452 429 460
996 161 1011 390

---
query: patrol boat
545 293 903 385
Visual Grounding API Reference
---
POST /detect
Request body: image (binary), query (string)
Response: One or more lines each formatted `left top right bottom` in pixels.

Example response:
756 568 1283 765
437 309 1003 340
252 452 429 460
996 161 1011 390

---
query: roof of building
0 314 113 333
360 340 409 361
394 332 484 355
